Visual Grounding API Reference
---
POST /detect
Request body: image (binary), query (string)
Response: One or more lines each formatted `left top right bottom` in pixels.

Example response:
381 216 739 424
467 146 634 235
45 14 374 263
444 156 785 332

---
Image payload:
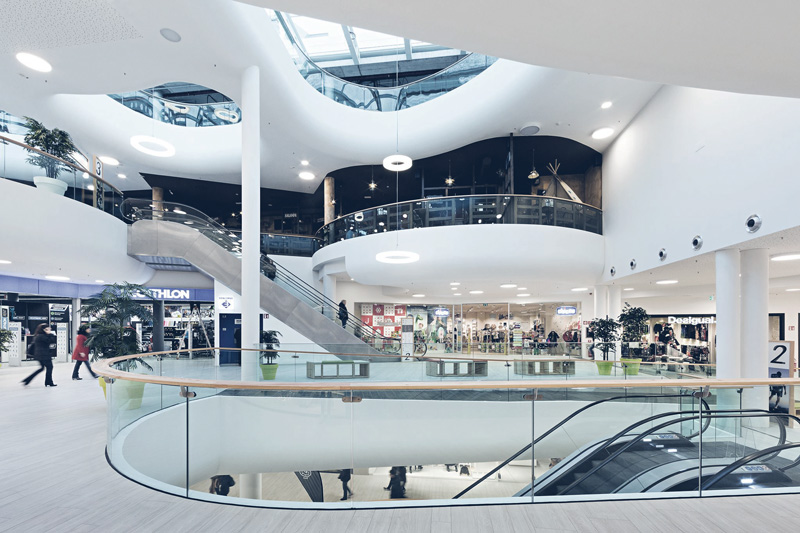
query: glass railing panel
108 91 242 127
351 386 533 503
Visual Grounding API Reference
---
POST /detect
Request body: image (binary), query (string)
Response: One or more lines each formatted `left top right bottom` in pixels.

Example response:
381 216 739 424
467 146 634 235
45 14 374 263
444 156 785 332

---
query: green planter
621 358 642 375
260 363 278 380
100 377 145 409
596 360 614 376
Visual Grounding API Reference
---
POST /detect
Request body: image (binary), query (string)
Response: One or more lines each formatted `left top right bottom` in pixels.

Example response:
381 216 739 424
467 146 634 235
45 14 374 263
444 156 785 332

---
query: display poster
373 304 384 316
513 331 523 348
395 305 406 317
384 304 395 316
383 326 394 337
768 341 795 415
361 316 372 327
361 304 373 316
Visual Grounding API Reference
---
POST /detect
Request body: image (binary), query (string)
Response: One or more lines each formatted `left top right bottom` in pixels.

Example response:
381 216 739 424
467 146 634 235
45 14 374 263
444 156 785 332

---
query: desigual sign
668 316 716 325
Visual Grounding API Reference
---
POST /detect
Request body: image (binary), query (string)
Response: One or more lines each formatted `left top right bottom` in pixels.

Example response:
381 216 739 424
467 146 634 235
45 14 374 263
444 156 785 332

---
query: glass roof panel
286 14 349 58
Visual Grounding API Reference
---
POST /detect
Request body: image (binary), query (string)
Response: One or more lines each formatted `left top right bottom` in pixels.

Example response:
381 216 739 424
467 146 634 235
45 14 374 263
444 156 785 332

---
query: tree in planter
0 329 14 354
588 316 621 361
83 283 154 371
23 117 80 179
260 330 282 364
618 303 650 356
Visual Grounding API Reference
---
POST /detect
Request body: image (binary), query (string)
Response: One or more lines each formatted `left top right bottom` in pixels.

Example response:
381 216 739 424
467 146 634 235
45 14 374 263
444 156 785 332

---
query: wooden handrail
92 347 754 392
0 133 124 195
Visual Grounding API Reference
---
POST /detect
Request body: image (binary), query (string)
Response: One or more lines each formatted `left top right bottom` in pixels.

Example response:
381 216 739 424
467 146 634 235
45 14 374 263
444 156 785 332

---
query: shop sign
556 306 577 316
217 296 235 311
433 307 450 317
284 213 298 218
667 316 716 325
131 288 211 301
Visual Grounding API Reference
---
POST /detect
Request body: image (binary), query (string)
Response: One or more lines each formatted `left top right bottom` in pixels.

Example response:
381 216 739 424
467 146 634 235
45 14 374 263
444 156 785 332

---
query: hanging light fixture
445 159 454 186
528 148 540 181
368 165 377 190
383 55 412 172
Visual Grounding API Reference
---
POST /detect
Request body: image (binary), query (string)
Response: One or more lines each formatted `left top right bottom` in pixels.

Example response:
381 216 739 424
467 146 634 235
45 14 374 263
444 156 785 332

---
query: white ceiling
0 0 659 194
247 0 800 100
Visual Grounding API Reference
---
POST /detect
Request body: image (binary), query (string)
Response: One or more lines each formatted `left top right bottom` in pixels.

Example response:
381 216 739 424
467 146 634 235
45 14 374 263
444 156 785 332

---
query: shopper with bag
71 324 99 380
21 323 58 387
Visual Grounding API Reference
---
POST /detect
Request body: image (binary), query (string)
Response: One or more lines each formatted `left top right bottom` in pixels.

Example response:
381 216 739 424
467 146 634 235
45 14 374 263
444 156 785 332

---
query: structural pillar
323 176 335 225
322 273 336 320
580 295 594 359
741 248 769 414
607 285 623 361
152 300 165 353
593 286 608 319
71 298 80 356
240 65 262 501
152 186 164 218
715 249 742 379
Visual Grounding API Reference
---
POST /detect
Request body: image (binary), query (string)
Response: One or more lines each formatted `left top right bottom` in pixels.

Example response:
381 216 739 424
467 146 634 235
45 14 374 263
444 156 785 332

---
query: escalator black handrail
453 392 708 499
558 410 797 496
701 442 800 491
120 199 400 349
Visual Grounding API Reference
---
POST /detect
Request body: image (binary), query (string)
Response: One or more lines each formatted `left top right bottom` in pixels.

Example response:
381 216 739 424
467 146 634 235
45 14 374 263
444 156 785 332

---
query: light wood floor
1 361 799 532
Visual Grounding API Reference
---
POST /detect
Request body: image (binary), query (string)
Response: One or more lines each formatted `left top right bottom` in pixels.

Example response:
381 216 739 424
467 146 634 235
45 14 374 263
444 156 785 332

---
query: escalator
122 199 400 357
455 392 800 500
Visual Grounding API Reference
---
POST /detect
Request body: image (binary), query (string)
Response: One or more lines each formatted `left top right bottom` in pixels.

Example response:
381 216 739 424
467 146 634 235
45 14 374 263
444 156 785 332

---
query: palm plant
260 330 282 364
83 283 154 370
23 116 80 179
588 316 621 361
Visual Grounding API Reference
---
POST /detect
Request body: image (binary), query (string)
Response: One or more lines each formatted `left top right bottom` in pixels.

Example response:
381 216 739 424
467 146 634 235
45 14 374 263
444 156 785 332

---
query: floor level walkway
0 362 797 532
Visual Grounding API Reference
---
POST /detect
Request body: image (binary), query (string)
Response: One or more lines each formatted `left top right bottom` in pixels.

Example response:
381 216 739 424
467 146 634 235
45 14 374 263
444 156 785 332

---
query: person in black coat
21 323 57 387
337 468 352 500
338 300 348 328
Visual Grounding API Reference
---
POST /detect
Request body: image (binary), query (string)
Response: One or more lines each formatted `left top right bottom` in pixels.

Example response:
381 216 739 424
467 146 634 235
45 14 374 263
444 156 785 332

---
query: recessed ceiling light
299 171 315 180
99 156 119 166
375 251 419 264
517 293 531 297
571 287 588 292
601 101 613 109
16 52 52 72
117 173 127 179
0 260 11 264
591 127 615 139
95 280 105 283
518 287 527 290
130 135 176 157
500 283 517 288
624 288 634 291
45 275 70 281
300 160 309 166
771 253 800 262
160 28 182 43
451 287 458 290
469 290 483 295
453 293 462 296
412 294 425 298
450 282 460 286
656 280 679 285
786 288 800 292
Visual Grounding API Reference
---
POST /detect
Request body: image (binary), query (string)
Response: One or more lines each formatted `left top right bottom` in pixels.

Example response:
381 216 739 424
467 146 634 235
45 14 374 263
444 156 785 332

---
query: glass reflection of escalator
121 199 401 356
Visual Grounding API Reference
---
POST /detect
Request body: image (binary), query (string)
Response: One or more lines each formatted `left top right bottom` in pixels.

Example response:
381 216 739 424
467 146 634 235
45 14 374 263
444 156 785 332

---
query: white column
71 298 81 351
741 248 769 414
607 286 622 361
322 273 336 319
593 286 608 319
580 295 593 359
240 65 262 501
715 249 741 379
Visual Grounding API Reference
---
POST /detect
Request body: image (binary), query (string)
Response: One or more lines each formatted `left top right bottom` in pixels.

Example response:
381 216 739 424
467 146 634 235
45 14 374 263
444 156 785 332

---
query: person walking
338 468 352 500
338 299 348 328
21 324 57 387
71 325 98 380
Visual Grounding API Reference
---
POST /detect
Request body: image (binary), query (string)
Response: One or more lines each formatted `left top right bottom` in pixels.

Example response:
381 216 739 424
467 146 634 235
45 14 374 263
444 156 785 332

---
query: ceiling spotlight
45 275 70 281
771 253 800 262
300 160 309 166
451 287 458 291
500 284 517 288
571 287 588 292
601 101 613 109
95 280 105 283
299 171 315 180
383 154 412 172
117 173 127 179
130 135 175 157
453 293 462 296
517 293 531 297
375 251 420 264
16 52 52 72
450 282 460 286
412 294 425 298
160 28 182 42
656 280 679 285
469 290 483 295
99 156 119 166
591 127 615 139
518 287 528 290
624 288 634 291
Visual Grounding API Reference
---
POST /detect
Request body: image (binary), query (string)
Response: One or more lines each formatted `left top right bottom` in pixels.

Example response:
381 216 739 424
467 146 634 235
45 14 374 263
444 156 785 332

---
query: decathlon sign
556 306 577 316
132 288 214 301
668 316 716 325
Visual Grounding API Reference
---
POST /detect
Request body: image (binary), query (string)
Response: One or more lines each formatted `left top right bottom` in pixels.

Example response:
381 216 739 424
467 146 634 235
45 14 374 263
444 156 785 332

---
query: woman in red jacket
72 325 98 380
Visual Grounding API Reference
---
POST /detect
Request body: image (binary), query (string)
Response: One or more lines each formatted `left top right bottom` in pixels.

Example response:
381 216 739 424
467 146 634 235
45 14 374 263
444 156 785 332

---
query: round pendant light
382 154 412 172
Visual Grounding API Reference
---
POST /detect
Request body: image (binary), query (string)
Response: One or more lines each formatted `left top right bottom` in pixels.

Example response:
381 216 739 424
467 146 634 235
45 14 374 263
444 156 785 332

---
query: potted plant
23 117 81 195
0 328 14 367
259 330 282 380
588 316 621 375
618 303 650 375
83 283 154 408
